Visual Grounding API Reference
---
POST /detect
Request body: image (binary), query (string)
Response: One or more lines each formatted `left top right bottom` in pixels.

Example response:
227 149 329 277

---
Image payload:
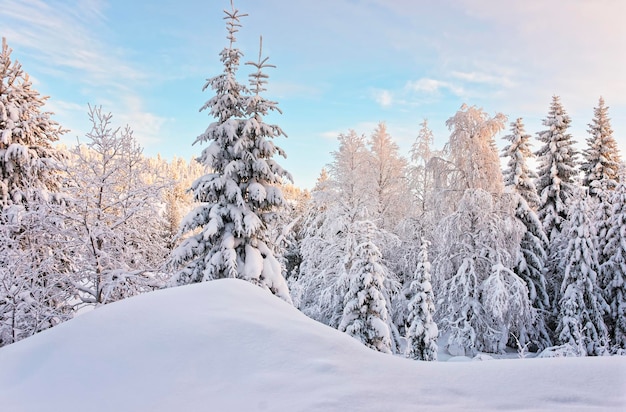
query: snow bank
0 279 624 411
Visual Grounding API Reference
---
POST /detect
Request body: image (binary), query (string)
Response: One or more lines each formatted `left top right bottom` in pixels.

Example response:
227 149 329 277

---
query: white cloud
373 89 393 108
320 131 341 140
450 71 515 88
406 78 465 97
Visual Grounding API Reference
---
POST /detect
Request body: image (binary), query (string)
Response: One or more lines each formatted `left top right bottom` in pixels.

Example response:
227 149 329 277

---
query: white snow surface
0 279 624 412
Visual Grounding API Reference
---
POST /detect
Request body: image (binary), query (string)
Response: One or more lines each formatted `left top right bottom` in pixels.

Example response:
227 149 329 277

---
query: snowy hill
0 279 624 412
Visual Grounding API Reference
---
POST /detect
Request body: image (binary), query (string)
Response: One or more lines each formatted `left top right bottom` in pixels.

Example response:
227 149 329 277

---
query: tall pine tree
581 97 620 197
171 2 292 302
602 168 626 351
0 37 66 208
502 118 540 208
339 221 392 354
535 96 579 315
556 192 609 356
0 37 71 346
501 118 551 349
406 239 438 361
581 97 622 294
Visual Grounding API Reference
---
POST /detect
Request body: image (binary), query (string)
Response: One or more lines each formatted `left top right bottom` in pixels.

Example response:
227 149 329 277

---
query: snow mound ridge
0 279 624 411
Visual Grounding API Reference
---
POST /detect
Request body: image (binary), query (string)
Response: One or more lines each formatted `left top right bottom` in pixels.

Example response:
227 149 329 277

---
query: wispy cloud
406 78 465 97
0 0 166 147
450 71 515 88
372 89 393 108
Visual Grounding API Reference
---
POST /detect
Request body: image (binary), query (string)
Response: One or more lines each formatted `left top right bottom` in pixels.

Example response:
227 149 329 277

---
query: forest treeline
1 2 624 360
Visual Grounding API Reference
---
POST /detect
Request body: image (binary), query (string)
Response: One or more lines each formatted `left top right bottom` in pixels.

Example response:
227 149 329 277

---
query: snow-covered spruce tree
0 38 66 208
581 98 622 293
406 239 438 361
171 5 292 302
501 118 551 349
340 220 392 354
535 96 579 307
556 191 609 356
581 97 620 197
0 38 72 346
602 169 626 351
62 106 170 306
511 194 552 349
384 216 427 337
502 118 540 208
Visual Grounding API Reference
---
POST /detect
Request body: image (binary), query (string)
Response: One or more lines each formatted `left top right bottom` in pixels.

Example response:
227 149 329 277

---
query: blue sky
1 0 625 188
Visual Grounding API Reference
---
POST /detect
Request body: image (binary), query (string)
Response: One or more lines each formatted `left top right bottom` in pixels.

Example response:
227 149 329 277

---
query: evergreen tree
502 118 540 208
602 170 626 351
0 38 66 208
535 96 579 240
339 221 392 354
0 38 72 346
512 195 552 349
501 118 551 348
581 98 621 293
171 4 292 303
556 193 609 356
535 96 579 312
406 239 438 361
581 97 620 197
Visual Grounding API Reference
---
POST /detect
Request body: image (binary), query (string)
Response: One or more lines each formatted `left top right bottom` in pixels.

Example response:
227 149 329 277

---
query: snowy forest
1 2 625 363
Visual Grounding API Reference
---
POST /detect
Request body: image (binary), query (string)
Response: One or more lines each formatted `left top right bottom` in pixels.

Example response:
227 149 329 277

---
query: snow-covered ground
0 279 624 411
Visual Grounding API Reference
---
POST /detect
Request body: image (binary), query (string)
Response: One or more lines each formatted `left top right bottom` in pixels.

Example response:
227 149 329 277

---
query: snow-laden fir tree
535 96 579 312
406 239 438 361
0 37 66 208
0 38 72 346
502 118 540 208
581 98 622 293
501 118 551 349
171 4 292 303
556 191 609 356
581 97 620 197
339 220 392 354
602 168 626 351
535 96 579 239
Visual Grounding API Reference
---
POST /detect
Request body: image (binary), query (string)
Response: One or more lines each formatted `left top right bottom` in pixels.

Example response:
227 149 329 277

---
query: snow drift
0 279 624 411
